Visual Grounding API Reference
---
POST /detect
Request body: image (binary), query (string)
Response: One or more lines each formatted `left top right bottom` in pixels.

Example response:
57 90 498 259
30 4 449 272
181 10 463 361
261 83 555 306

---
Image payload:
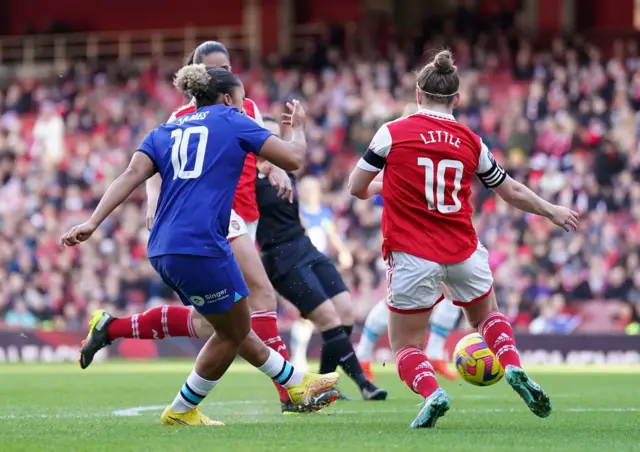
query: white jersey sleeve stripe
368 124 392 158
476 140 506 188
361 123 392 171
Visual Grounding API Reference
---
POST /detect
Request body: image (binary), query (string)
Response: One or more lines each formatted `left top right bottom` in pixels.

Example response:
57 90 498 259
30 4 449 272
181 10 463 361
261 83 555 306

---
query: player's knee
308 302 341 331
246 277 277 311
462 293 499 329
192 312 215 338
225 320 251 346
331 291 354 325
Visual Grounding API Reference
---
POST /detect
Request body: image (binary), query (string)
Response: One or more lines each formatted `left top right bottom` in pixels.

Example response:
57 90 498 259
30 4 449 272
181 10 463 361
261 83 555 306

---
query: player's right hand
281 100 306 129
267 166 294 203
146 208 155 231
59 221 97 247
338 249 354 270
145 199 158 231
549 205 579 231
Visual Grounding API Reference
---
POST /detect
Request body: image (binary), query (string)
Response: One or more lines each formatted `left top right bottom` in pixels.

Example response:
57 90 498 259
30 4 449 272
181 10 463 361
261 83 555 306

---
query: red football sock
251 311 291 403
396 346 440 398
107 306 197 340
478 311 521 369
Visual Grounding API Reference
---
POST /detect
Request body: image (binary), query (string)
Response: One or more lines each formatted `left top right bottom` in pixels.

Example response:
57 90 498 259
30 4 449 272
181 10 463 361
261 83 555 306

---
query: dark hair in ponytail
416 49 459 106
186 41 230 65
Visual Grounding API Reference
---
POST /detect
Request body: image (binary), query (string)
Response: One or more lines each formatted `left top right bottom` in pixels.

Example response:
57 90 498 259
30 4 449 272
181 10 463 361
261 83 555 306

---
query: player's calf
470 304 551 418
106 306 198 341
476 310 522 369
396 347 449 428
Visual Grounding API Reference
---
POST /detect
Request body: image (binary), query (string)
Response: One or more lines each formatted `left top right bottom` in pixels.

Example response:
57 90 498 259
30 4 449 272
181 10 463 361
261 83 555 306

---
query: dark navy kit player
59 65 340 426
256 116 387 401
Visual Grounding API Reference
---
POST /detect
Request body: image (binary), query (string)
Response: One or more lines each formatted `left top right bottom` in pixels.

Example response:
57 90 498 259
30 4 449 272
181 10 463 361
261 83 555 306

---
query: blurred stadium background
0 0 639 365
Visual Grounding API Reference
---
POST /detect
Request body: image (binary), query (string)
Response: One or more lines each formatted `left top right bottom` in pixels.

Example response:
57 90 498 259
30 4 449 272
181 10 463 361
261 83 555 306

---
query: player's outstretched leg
78 306 199 369
355 299 388 382
479 311 551 418
426 298 460 380
467 293 551 418
80 308 334 414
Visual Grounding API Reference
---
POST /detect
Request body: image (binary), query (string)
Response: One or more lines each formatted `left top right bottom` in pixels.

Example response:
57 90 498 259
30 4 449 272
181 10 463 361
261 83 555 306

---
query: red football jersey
234 98 262 222
169 98 263 223
358 109 506 265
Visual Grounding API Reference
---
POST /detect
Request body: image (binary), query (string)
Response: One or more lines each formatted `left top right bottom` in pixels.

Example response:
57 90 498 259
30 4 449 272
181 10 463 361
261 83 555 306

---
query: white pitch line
1 405 638 421
112 400 267 417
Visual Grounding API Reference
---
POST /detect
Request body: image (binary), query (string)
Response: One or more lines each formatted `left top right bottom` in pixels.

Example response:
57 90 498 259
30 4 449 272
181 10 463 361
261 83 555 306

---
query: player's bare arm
349 124 388 199
145 173 162 230
61 152 156 246
492 176 579 231
256 116 294 202
348 168 382 199
258 100 307 171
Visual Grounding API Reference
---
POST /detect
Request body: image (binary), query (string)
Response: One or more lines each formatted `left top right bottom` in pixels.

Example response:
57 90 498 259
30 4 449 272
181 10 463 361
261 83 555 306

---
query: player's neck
418 103 454 117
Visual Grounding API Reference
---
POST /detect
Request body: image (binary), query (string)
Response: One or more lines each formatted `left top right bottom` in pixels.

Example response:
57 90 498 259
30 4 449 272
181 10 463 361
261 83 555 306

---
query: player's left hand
338 249 354 270
267 166 294 203
549 205 579 232
59 221 98 247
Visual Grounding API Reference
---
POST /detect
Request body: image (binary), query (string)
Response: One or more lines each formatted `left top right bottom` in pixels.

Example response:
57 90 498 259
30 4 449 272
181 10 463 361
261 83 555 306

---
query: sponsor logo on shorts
189 289 230 307
189 296 205 306
206 289 229 302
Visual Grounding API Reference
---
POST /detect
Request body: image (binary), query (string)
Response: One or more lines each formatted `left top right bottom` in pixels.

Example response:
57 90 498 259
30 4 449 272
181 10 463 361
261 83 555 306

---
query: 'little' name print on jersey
420 131 461 148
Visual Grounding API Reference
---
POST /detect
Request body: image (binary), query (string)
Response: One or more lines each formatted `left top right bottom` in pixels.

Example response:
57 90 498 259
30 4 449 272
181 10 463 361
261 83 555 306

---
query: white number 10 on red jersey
417 157 463 213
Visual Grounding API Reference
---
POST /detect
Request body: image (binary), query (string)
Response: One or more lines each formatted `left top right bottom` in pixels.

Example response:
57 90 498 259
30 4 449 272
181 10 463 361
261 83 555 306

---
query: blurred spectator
32 101 65 167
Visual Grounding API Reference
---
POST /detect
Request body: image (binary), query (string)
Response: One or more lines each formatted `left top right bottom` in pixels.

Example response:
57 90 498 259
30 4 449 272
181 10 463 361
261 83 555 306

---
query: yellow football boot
161 406 224 426
286 372 340 405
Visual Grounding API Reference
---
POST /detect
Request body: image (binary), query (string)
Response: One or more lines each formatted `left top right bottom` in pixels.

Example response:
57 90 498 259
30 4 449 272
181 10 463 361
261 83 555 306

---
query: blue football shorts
149 254 249 315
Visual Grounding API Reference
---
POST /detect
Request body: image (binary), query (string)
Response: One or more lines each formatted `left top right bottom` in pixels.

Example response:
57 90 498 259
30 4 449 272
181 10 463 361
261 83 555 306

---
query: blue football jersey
137 105 272 258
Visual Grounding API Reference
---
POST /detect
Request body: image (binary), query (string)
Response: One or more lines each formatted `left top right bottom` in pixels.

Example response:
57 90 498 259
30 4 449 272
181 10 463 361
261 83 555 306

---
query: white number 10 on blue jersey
170 126 209 180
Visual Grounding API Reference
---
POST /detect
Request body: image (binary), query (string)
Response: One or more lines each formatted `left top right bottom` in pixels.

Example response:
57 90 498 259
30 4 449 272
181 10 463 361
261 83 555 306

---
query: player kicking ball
79 41 330 415
349 50 578 428
61 65 339 426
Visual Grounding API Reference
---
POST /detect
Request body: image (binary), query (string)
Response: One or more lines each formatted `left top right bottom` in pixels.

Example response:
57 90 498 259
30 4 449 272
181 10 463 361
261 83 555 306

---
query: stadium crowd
0 22 639 333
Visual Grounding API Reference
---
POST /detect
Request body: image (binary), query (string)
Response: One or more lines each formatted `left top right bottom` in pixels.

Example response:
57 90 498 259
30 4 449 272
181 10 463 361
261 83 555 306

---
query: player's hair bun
432 50 455 75
173 64 211 99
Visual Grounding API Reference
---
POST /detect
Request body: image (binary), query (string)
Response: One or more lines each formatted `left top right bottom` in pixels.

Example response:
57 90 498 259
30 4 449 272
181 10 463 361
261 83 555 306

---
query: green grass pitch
1 361 639 452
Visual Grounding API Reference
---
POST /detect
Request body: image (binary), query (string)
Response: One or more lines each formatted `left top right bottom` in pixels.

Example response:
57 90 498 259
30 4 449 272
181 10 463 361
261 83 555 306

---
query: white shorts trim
227 210 258 242
386 242 493 313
